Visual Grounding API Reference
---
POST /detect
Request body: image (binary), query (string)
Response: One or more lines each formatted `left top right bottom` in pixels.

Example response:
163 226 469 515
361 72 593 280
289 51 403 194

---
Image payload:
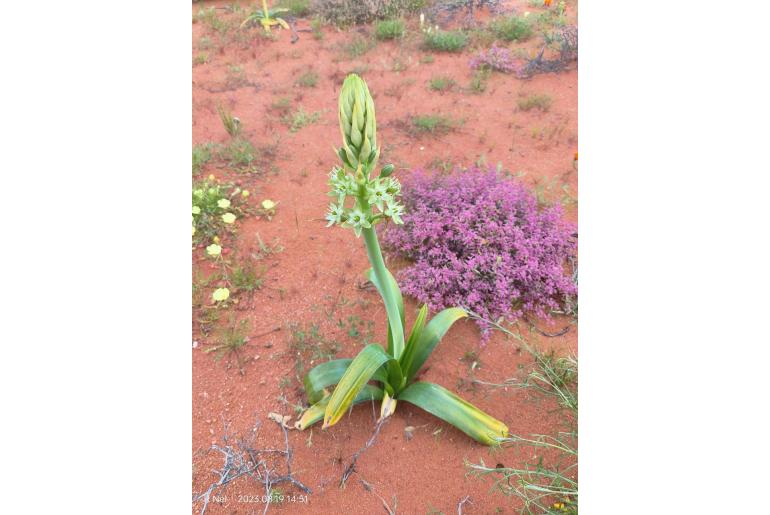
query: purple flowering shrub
469 44 522 74
382 167 577 341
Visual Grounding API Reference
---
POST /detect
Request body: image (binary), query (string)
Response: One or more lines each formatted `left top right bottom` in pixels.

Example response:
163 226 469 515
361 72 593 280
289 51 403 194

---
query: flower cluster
192 176 249 244
382 167 577 341
469 44 521 74
325 167 404 236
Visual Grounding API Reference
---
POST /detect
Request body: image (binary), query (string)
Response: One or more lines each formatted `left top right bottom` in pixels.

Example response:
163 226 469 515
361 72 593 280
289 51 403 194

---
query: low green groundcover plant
295 74 508 445
422 30 468 52
375 19 405 40
490 14 533 42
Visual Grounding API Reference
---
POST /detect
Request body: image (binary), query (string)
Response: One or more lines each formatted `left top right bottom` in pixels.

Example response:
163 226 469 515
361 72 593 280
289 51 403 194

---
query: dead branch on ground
192 416 311 515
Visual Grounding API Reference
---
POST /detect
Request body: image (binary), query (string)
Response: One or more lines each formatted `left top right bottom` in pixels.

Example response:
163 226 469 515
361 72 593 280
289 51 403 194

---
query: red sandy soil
193 1 577 513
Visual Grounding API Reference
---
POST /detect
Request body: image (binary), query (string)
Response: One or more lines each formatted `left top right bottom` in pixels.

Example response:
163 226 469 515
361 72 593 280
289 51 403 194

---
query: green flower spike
326 74 401 232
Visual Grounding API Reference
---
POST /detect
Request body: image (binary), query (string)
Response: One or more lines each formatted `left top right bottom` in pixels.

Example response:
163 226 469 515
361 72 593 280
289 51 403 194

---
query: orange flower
573 151 578 161
544 0 552 6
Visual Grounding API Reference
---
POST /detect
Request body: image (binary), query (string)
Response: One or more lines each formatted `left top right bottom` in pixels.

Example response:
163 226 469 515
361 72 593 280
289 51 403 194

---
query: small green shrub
275 0 311 17
490 15 533 41
295 70 319 88
518 93 552 112
195 6 235 35
428 75 456 92
341 35 376 58
192 143 214 175
193 53 210 65
375 19 405 40
231 263 264 293
422 30 467 52
411 114 457 135
204 318 251 371
283 106 321 132
219 139 257 169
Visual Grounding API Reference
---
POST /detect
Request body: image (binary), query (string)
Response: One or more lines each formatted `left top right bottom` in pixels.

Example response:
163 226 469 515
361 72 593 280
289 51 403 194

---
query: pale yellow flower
212 288 230 302
206 243 222 256
261 199 277 210
217 198 231 209
222 213 236 224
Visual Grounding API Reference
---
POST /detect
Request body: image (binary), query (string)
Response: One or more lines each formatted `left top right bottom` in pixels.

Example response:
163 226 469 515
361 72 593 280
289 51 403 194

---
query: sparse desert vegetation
193 1 578 513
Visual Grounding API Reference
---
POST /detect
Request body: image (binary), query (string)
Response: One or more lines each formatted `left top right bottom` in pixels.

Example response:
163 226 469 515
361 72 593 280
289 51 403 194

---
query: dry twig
339 416 390 488
458 495 473 514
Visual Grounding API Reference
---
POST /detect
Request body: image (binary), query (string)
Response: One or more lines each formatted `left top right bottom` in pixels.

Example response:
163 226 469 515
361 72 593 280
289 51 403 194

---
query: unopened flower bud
338 74 378 173
379 164 395 178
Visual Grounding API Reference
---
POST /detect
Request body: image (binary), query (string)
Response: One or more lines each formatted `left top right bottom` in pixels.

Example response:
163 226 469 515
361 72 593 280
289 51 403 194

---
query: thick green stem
361 222 405 360
358 188 387 274
362 227 387 279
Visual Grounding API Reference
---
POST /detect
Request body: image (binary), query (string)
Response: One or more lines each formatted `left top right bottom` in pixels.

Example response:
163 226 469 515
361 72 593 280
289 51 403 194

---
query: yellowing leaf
221 213 236 224
398 382 508 445
242 189 250 197
212 288 230 302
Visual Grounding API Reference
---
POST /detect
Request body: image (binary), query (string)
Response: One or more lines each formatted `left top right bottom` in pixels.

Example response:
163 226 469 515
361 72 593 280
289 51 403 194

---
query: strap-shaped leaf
323 344 395 428
365 266 405 358
398 304 429 380
386 360 405 394
296 385 383 430
304 358 387 404
398 382 508 446
403 307 467 384
276 17 290 30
